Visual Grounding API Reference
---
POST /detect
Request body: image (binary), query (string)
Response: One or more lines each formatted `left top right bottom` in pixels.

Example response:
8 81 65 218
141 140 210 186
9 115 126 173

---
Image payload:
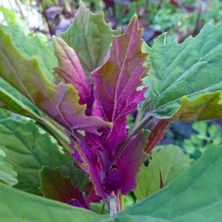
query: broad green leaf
0 76 43 119
1 25 56 81
0 25 110 134
1 145 222 221
61 2 120 76
119 145 222 222
0 118 69 195
134 145 191 200
0 183 109 222
148 23 222 120
0 149 18 186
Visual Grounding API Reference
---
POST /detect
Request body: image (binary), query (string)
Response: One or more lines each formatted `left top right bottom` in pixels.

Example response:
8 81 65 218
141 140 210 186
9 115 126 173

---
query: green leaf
0 76 43 119
0 24 110 134
0 183 109 222
134 145 191 200
148 23 222 120
1 25 56 81
172 92 222 121
61 2 120 76
0 118 69 195
0 149 18 186
119 145 222 221
1 145 222 221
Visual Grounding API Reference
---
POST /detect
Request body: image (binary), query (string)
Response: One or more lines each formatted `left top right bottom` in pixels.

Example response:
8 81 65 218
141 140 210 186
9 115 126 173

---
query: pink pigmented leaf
77 140 107 198
116 131 149 194
53 37 92 109
0 27 110 134
92 16 148 151
145 119 170 154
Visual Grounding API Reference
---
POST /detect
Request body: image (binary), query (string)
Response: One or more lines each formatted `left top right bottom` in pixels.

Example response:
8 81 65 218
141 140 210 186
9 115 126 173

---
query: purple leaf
73 17 150 197
53 37 93 114
92 16 148 152
0 27 111 134
145 119 170 154
116 131 148 194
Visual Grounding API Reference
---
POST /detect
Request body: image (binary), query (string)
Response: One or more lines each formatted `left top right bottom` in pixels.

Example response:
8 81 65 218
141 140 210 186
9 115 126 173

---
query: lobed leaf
147 23 222 120
172 91 222 121
61 2 120 77
1 25 57 81
0 25 109 134
0 118 70 195
93 16 148 152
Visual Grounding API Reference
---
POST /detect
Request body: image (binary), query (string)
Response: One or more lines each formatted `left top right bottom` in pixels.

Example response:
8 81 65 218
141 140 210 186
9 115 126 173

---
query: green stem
37 117 72 155
100 201 106 214
134 101 150 126
120 194 124 210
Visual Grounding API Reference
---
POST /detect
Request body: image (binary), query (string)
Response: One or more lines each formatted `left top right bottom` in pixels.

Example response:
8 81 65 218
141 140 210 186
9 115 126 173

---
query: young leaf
76 17 149 198
0 25 109 134
0 183 109 222
0 148 18 186
147 23 222 120
53 37 92 112
134 145 191 200
0 118 70 195
93 16 148 152
61 2 120 76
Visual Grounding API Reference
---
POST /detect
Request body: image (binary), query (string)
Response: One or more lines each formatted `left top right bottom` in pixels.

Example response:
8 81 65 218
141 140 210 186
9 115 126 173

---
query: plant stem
100 202 106 214
37 117 72 155
120 194 124 210
108 195 117 217
134 101 150 126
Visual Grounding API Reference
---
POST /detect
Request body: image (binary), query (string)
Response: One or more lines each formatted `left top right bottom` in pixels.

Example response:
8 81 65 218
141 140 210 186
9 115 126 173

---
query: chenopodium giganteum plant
2 2 222 220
